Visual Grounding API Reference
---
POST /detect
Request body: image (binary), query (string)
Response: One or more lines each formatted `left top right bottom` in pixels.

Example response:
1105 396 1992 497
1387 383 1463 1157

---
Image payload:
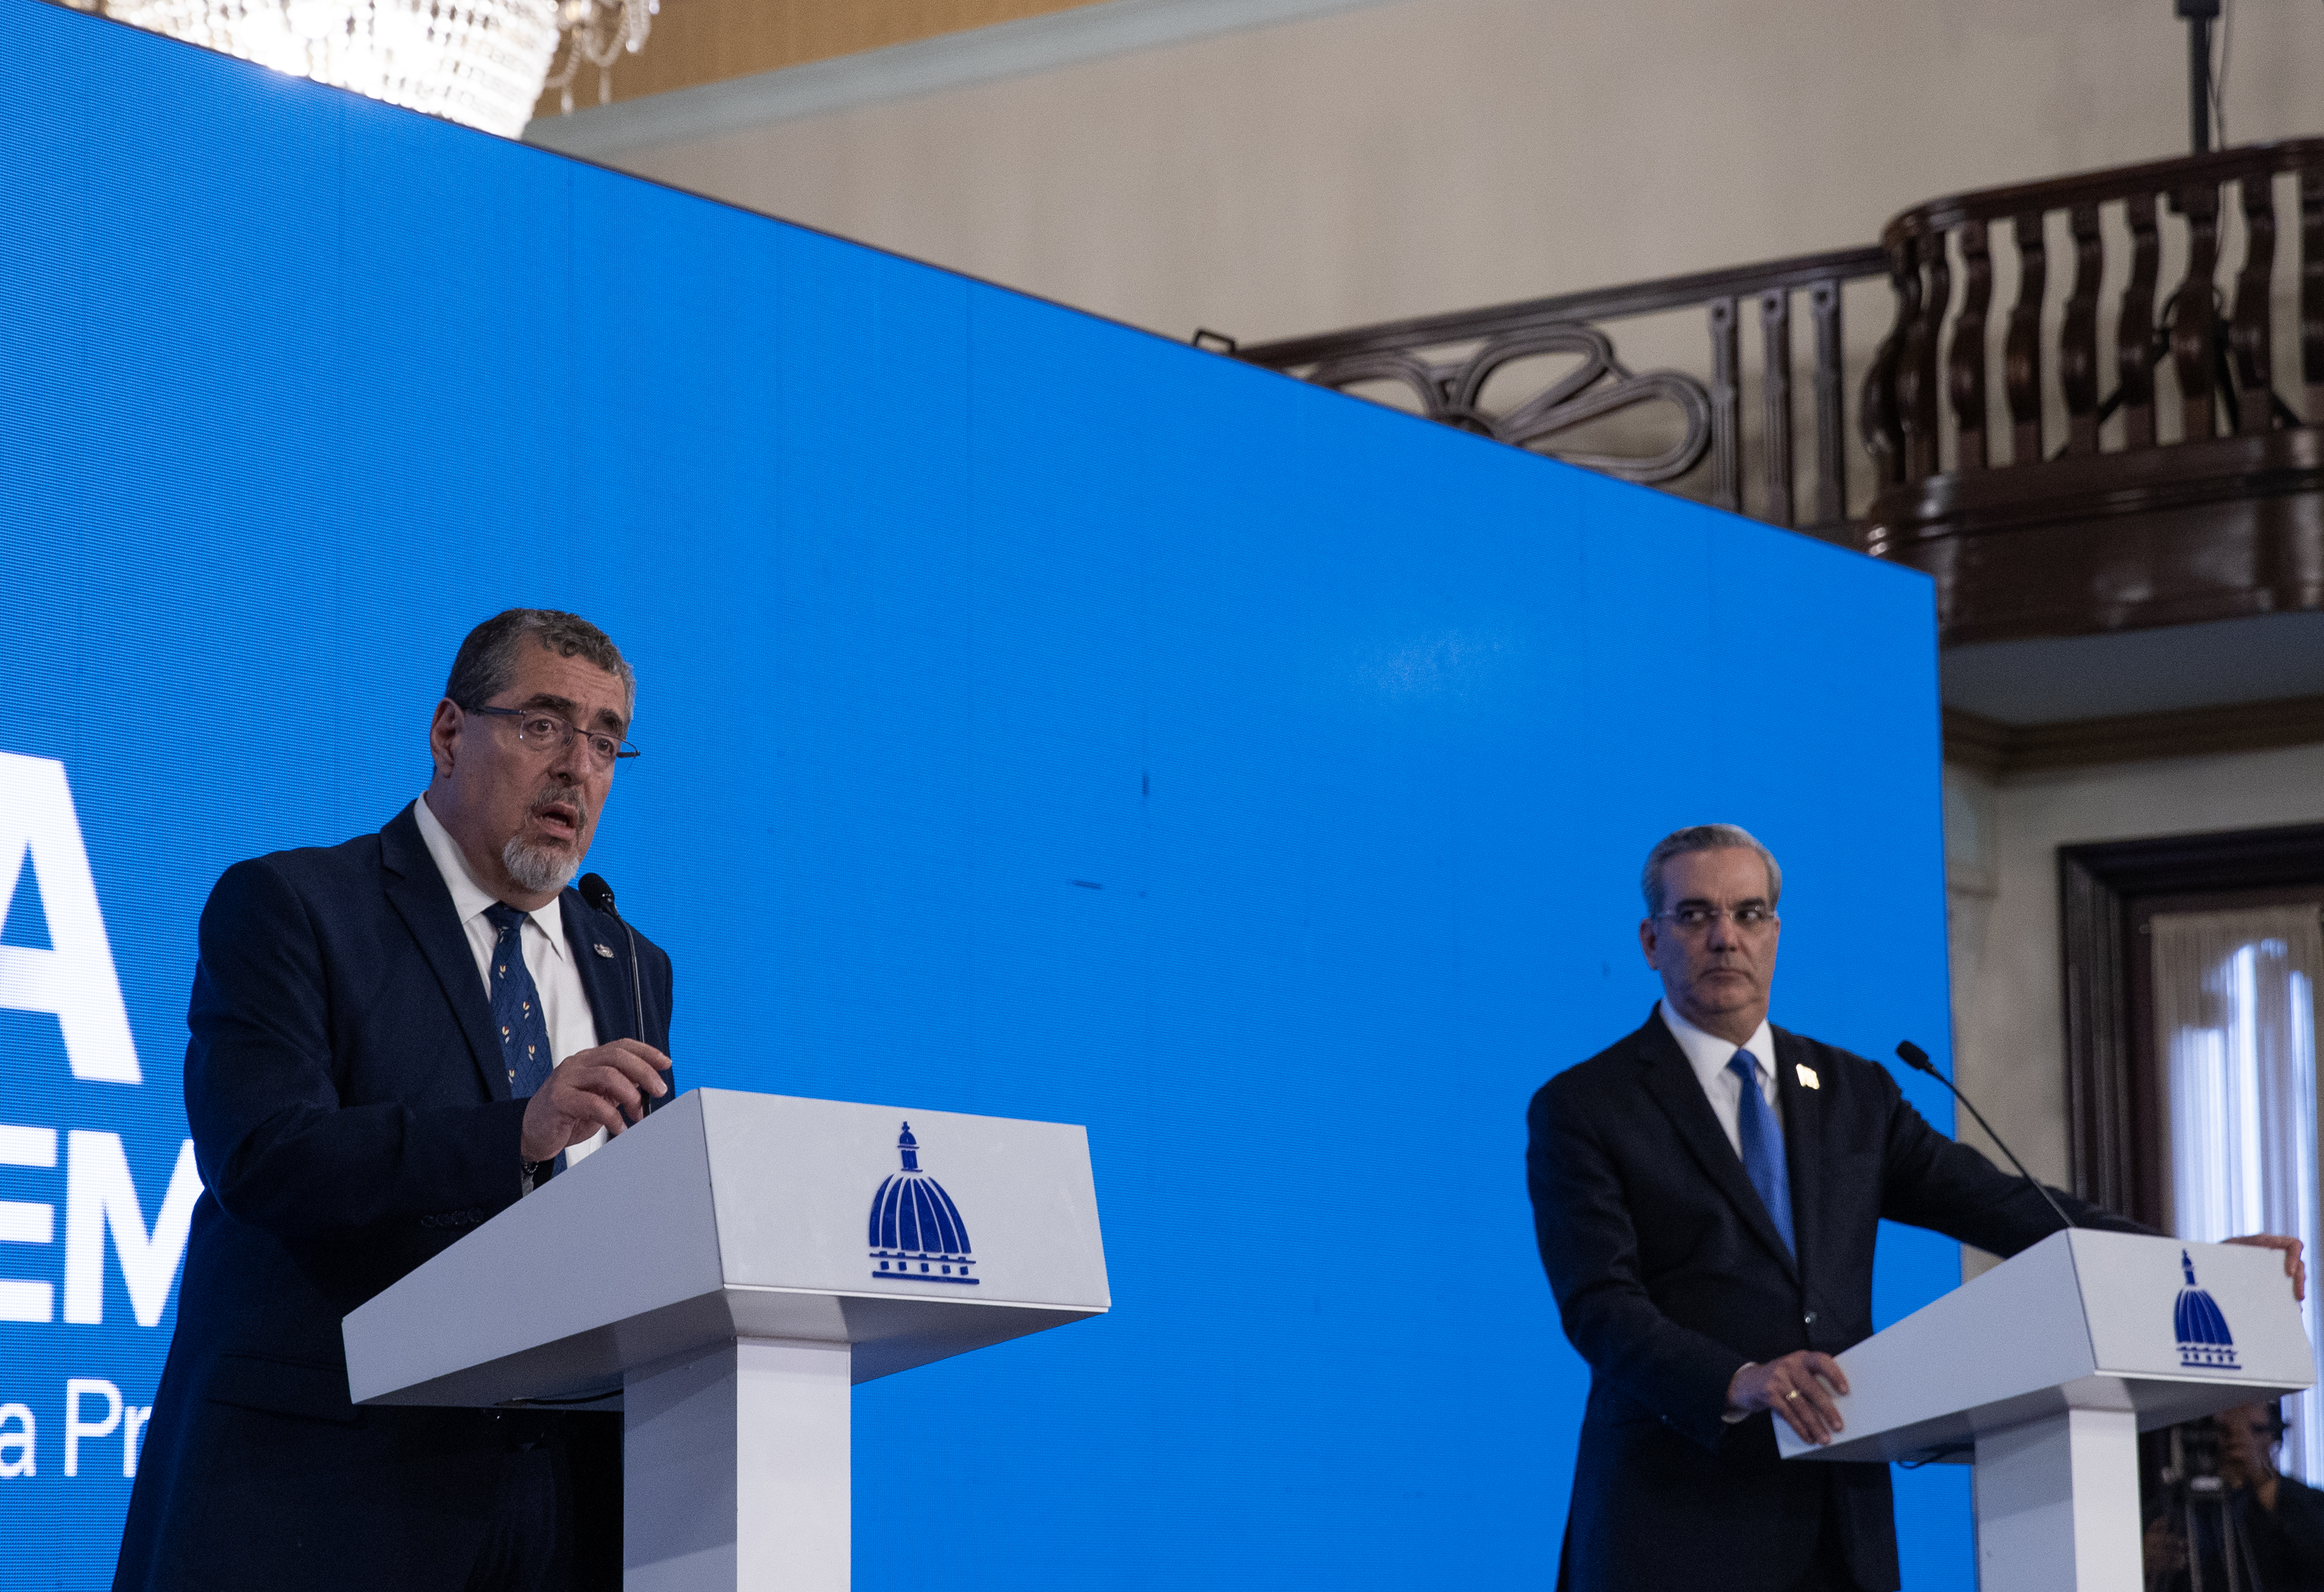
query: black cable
496 1386 621 1406
2213 0 2232 150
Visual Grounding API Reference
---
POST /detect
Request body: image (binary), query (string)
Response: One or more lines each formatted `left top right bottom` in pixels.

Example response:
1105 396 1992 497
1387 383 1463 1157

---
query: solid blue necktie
485 903 557 1103
1728 1051 1795 1256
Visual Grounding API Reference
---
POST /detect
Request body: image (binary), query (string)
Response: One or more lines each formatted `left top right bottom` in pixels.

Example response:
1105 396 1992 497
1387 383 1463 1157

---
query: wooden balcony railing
1226 143 2324 651
1223 247 1889 537
1861 140 2324 644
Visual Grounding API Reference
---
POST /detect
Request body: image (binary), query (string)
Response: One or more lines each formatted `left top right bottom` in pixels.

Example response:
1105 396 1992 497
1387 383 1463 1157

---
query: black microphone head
1896 1040 1935 1075
577 873 617 917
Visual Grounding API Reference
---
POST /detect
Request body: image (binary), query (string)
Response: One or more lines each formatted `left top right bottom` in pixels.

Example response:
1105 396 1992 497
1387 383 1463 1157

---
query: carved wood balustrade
1861 140 2324 644
1226 143 2324 652
1227 248 1889 537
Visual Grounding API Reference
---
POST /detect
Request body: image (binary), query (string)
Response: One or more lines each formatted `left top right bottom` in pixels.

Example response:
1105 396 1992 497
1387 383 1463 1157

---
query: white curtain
2155 905 2324 1481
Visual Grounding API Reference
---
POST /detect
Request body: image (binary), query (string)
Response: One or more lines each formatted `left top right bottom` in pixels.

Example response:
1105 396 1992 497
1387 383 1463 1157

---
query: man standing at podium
114 609 675 1592
1525 823 2304 1592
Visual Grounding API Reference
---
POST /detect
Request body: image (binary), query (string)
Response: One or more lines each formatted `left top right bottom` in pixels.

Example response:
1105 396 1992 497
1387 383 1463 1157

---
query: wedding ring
1785 1391 1800 1401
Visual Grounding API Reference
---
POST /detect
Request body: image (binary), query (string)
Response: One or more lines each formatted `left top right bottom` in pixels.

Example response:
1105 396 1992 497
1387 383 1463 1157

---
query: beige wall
1946 745 2324 1276
608 0 2324 344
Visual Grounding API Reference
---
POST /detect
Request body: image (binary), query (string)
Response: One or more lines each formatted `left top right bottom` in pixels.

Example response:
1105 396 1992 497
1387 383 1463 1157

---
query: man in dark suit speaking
1526 824 2304 1592
114 608 675 1592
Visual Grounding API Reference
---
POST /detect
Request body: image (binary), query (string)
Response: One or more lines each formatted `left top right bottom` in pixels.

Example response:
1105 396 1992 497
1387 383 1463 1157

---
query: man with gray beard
116 609 675 1592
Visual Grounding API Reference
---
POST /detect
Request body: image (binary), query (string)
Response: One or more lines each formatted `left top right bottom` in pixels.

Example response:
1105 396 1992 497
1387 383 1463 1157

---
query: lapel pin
1796 1064 1820 1090
592 943 616 959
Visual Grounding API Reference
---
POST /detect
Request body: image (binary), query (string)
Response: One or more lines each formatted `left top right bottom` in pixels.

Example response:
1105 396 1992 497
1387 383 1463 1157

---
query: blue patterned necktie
1728 1050 1795 1256
485 902 557 1105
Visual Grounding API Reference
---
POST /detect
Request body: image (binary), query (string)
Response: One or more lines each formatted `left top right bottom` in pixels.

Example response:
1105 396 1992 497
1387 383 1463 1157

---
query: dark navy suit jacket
1526 1010 2140 1592
113 803 674 1591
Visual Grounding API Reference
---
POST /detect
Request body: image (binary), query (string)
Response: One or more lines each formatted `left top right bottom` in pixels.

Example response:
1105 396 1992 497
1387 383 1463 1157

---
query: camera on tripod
2145 1405 2292 1592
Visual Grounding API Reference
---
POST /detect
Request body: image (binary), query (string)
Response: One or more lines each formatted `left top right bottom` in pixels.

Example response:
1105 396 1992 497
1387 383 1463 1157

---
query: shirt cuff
1721 1363 1757 1424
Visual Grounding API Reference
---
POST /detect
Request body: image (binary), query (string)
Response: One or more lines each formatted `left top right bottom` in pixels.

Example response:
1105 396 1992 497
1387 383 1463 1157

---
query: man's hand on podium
1728 1351 1849 1447
521 1038 673 1163
2225 1233 2307 1302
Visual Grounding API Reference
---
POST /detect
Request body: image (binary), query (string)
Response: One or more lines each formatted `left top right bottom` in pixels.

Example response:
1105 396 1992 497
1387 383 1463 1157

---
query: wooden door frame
2058 822 2324 1227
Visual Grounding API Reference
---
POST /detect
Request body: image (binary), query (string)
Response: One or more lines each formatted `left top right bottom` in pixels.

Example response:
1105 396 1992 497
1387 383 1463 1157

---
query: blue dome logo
868 1122 979 1286
2174 1250 2238 1371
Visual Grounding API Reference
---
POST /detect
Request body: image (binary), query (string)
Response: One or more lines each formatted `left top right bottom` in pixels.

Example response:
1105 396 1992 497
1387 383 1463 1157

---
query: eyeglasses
1654 904 1779 935
463 705 640 770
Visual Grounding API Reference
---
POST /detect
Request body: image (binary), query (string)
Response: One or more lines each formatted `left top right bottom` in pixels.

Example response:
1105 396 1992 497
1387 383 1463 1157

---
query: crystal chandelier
69 0 657 140
542 0 655 116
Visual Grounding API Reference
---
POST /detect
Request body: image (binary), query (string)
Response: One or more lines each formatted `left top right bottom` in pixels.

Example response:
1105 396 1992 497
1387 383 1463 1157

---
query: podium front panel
697 1089 1110 1308
2074 1230 2314 1386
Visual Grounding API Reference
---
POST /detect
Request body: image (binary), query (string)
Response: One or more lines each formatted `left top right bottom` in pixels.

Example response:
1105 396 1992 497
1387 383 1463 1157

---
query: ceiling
531 0 1097 122
1941 611 2324 726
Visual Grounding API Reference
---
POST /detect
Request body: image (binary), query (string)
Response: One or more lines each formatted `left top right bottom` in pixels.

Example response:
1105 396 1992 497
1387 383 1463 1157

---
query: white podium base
1972 1407 2141 1592
625 1337 852 1591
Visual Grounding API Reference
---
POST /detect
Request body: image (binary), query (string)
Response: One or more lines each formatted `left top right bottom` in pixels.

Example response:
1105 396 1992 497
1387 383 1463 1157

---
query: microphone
1896 1041 2076 1235
578 871 658 1117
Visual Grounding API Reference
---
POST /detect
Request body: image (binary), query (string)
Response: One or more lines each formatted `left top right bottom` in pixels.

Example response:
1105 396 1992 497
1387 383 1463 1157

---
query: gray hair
444 608 635 721
1640 824 1782 915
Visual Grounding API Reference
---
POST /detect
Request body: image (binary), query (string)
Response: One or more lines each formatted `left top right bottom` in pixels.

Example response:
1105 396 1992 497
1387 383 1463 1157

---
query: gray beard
503 834 580 896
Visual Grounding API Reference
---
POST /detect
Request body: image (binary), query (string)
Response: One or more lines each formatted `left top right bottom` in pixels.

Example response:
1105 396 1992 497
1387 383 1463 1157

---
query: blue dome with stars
868 1122 979 1285
2175 1250 2238 1369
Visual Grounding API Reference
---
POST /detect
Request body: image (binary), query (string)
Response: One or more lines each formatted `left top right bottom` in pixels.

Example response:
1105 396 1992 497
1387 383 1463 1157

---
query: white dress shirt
413 795 606 1169
1658 997 1778 1162
1660 998 1784 1418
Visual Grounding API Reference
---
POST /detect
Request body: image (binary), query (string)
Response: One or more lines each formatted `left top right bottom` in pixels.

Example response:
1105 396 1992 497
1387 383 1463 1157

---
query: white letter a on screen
0 752 141 1084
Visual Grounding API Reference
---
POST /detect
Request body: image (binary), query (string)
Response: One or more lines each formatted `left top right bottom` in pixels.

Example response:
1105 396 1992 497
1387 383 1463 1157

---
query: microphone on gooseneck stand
578 871 658 1117
1896 1040 2077 1235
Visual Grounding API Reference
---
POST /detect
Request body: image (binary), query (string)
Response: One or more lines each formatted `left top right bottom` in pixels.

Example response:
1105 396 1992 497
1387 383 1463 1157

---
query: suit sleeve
651 934 675 1062
1872 1064 2148 1252
183 857 531 1237
1527 1081 1750 1448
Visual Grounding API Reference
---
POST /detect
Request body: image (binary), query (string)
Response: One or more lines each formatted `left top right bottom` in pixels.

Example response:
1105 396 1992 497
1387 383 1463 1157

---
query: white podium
1780 1230 2313 1591
342 1089 1110 1591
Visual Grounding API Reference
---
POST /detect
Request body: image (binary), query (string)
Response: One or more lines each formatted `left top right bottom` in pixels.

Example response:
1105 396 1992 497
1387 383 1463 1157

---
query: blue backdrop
0 3 1971 1583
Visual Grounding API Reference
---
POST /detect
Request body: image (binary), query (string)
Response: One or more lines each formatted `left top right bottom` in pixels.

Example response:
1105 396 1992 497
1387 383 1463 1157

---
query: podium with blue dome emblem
340 1089 1111 1591
1776 1229 2314 1592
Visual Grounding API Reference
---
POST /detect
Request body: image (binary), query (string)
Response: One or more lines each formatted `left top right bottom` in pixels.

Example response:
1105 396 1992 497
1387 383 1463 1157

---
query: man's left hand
1728 1352 1849 1447
520 1038 672 1163
2227 1233 2306 1302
